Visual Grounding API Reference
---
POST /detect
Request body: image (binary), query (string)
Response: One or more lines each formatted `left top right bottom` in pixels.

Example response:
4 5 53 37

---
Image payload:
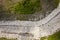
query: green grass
40 31 60 40
9 0 42 14
0 37 17 40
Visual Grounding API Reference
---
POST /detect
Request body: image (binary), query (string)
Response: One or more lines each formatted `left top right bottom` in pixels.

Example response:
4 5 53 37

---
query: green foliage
10 0 41 14
40 31 60 40
0 37 17 40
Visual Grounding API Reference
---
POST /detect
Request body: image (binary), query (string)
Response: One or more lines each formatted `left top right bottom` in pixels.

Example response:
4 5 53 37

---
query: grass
0 37 17 40
40 31 60 40
9 0 42 14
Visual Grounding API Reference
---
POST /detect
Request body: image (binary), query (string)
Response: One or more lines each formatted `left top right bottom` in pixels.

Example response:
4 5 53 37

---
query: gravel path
0 3 60 40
